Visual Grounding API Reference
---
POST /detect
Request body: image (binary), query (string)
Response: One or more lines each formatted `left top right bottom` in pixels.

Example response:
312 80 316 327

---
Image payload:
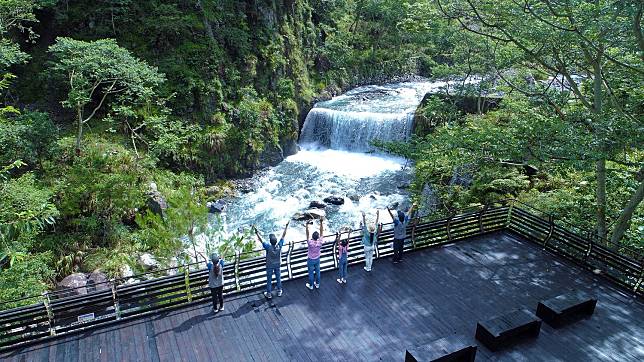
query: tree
432 0 644 243
48 37 165 154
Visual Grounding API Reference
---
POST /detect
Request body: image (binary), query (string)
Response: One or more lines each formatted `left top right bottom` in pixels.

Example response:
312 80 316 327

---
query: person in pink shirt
305 218 324 290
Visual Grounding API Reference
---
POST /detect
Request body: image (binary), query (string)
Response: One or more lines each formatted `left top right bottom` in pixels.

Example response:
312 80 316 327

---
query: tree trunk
610 177 644 245
75 105 83 156
592 56 607 239
596 159 608 239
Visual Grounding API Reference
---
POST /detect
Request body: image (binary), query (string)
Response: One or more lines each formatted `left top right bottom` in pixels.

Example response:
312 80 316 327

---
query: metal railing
0 201 641 352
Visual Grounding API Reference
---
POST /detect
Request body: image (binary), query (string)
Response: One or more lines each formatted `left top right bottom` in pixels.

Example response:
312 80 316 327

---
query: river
212 81 446 245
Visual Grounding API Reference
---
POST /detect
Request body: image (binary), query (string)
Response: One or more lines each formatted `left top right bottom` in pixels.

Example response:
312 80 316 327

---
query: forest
0 0 642 307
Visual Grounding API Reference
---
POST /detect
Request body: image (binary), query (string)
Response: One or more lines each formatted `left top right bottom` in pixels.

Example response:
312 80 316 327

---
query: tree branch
83 80 117 124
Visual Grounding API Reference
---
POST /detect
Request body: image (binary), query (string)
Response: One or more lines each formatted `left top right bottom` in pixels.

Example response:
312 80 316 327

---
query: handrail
0 203 641 352
0 204 472 307
507 199 642 258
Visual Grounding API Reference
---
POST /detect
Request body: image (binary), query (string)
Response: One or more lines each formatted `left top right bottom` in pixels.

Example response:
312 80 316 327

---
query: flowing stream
212 81 447 245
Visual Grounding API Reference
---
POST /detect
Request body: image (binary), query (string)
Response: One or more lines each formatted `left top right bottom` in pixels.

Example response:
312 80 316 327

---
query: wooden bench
475 309 541 351
404 334 476 362
536 291 597 328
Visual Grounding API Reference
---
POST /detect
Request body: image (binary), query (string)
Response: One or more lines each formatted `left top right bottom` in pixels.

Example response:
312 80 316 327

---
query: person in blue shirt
387 203 416 264
207 253 225 313
254 221 290 299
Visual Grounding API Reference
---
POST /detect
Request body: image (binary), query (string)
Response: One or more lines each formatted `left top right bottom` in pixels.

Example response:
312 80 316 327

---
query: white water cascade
299 82 444 151
299 109 414 152
210 80 446 245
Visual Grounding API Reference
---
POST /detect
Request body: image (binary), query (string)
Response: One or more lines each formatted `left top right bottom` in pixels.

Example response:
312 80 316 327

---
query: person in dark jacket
207 253 225 313
254 221 290 299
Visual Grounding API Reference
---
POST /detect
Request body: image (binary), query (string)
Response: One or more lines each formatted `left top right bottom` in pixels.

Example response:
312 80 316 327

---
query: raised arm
305 221 310 240
375 210 380 225
361 211 366 227
408 203 417 217
346 230 352 245
253 225 263 244
386 206 395 220
319 218 324 237
281 221 290 240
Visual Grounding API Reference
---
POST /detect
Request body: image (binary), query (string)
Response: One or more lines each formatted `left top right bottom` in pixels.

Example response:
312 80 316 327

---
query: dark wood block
475 309 541 351
405 335 476 362
537 291 597 328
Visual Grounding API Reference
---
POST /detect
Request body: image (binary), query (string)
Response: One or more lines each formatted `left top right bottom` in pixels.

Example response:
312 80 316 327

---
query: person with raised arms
254 221 290 299
335 227 352 284
361 210 381 272
305 217 325 290
387 203 416 264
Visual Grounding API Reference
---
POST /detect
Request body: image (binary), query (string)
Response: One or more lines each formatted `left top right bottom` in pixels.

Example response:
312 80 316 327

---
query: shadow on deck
2 231 643 361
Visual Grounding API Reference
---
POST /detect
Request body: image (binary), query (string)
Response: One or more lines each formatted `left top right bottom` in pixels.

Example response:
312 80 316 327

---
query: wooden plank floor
2 232 643 361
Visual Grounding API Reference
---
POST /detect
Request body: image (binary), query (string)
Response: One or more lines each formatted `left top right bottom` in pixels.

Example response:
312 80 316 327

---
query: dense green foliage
0 0 641 307
0 0 435 305
383 0 643 253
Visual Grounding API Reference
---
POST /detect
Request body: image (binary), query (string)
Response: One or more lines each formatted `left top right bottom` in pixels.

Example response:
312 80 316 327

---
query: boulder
323 196 344 205
138 253 158 271
58 273 88 296
369 195 377 200
147 189 168 216
88 270 110 291
388 202 400 210
166 258 179 276
292 209 326 221
204 185 236 198
347 193 360 202
258 143 285 169
120 264 134 279
309 201 327 209
207 200 226 213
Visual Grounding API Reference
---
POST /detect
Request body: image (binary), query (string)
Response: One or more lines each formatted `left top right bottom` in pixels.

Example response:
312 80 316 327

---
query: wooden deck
2 232 643 361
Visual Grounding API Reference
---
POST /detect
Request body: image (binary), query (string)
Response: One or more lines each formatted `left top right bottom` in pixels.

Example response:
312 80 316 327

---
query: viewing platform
1 203 642 361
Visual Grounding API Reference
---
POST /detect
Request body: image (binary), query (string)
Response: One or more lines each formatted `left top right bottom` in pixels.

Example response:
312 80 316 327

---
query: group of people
207 204 416 311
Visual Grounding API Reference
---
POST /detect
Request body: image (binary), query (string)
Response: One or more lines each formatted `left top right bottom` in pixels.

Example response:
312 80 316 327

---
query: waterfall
299 108 415 152
298 81 445 152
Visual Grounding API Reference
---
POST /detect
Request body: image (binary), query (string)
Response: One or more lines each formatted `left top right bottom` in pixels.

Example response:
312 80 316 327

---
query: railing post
446 214 453 241
543 214 555 248
42 292 55 336
634 267 643 294
411 219 417 249
234 251 241 292
374 235 381 259
110 279 121 321
333 239 338 269
478 205 488 234
506 200 515 228
584 232 594 263
286 241 294 279
184 266 192 303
